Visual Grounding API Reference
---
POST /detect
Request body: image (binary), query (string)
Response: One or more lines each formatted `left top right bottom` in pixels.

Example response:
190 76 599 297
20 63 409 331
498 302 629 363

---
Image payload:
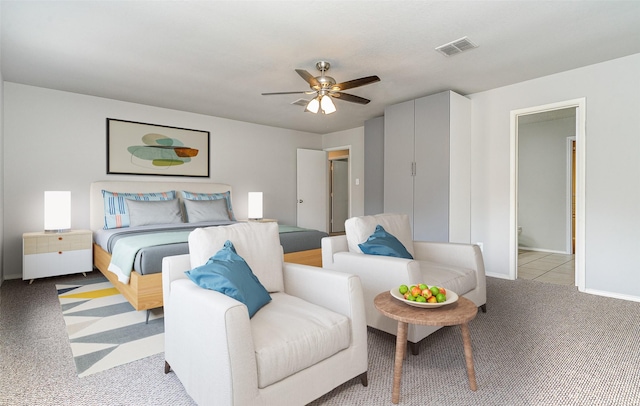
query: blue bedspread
97 222 328 281
108 231 191 283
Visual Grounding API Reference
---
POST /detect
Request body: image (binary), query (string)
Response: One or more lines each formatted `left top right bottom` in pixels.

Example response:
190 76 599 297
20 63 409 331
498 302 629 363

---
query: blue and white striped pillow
102 190 177 229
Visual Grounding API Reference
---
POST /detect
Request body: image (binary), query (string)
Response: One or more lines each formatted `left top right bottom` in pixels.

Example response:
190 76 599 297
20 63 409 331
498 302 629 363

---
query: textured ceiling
2 1 639 134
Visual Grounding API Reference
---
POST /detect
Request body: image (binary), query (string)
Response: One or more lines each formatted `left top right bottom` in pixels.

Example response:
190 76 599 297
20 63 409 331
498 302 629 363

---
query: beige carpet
1 273 639 405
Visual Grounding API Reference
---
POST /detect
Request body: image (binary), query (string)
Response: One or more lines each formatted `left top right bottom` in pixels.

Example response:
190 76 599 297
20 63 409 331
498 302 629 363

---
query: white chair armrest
413 242 486 303
162 254 191 309
166 279 260 404
413 242 485 275
283 263 364 318
283 262 367 354
329 251 422 282
321 235 348 267
335 251 422 286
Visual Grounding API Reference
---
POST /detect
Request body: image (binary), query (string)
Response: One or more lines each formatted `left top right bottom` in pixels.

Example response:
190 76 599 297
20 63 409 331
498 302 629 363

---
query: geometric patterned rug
56 276 164 377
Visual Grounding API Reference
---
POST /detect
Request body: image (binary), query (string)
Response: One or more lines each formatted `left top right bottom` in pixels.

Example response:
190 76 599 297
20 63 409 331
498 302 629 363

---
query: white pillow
188 222 285 293
126 199 183 227
184 198 230 223
344 213 414 257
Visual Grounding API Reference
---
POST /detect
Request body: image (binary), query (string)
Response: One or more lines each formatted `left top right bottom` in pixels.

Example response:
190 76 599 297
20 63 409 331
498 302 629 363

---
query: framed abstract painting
107 118 210 177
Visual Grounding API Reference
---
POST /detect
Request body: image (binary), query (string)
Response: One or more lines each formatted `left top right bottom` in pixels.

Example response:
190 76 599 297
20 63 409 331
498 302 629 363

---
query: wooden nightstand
22 229 93 283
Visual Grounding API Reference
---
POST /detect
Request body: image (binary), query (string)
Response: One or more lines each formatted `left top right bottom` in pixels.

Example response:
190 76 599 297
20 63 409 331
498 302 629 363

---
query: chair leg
480 304 487 313
359 371 368 387
164 361 171 374
408 341 420 356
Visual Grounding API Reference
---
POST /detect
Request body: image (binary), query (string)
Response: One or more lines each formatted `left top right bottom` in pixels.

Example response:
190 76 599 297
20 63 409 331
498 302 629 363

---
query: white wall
323 126 365 218
5 53 639 302
518 116 575 252
470 53 640 300
3 83 321 279
0 4 4 284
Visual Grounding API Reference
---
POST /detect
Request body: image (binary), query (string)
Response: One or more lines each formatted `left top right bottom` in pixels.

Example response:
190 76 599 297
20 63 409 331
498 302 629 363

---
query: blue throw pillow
185 240 271 318
358 225 414 259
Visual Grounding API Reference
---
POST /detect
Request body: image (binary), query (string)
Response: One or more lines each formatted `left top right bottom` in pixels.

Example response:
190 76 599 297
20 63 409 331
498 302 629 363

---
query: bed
89 180 327 311
278 225 327 267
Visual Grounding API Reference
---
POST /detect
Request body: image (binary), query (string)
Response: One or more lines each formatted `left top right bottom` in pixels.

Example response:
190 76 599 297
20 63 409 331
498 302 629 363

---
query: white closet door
414 92 450 242
384 99 415 228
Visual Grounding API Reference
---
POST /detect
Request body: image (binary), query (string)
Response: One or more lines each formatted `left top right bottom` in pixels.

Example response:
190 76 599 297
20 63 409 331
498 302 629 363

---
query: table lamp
247 192 263 220
44 191 71 233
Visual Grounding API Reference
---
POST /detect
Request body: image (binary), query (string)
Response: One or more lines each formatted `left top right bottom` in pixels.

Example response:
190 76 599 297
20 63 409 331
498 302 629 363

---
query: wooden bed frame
284 248 322 267
90 180 323 311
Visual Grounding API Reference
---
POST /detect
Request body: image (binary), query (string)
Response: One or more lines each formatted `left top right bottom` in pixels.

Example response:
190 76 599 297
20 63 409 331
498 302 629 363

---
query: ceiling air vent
291 99 310 107
435 36 478 57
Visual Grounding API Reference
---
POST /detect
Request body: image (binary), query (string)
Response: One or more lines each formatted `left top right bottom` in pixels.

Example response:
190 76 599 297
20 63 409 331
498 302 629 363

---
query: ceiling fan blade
332 75 380 91
261 91 310 95
295 69 320 88
332 92 371 105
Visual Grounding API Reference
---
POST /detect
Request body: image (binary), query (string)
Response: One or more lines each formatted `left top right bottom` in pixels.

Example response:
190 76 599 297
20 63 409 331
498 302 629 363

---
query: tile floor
517 250 575 285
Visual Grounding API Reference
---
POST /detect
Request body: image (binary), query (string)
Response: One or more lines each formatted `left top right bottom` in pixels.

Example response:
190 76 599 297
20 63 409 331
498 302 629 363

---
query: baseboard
583 287 640 303
3 272 22 280
518 247 571 255
485 272 513 280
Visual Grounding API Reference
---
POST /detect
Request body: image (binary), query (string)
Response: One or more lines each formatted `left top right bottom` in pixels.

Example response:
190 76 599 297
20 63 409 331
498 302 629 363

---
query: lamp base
44 229 71 233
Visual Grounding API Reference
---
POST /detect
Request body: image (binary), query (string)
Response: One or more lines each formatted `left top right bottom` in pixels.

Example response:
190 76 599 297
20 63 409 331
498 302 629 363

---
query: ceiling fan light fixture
263 61 380 115
306 97 320 114
320 95 336 114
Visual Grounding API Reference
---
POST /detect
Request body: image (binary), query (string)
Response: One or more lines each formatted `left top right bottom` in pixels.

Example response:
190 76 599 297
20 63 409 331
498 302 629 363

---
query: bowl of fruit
390 283 458 308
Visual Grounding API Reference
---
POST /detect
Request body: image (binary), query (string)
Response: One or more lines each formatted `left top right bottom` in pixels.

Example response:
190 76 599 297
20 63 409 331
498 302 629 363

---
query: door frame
329 158 349 233
509 98 586 291
566 136 576 255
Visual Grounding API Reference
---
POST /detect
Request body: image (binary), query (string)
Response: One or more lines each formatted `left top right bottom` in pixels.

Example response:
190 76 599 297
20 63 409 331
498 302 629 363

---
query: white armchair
162 222 368 406
322 213 486 355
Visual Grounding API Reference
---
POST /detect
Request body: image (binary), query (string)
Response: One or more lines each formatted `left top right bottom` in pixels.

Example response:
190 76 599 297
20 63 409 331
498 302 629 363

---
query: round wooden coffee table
374 291 478 404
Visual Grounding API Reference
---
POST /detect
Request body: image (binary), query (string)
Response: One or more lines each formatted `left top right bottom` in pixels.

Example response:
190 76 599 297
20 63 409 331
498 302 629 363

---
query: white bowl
390 286 459 308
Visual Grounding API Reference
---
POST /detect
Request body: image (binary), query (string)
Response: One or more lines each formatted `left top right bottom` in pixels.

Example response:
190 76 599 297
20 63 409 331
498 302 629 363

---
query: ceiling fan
261 61 380 114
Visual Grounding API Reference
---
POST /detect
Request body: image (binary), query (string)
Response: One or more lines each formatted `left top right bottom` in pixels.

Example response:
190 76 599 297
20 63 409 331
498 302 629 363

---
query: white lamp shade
320 95 336 114
248 192 263 220
305 97 320 114
44 191 71 232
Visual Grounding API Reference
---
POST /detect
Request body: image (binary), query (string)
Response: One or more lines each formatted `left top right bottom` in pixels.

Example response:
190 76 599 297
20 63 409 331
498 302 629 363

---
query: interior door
296 148 328 232
331 159 348 233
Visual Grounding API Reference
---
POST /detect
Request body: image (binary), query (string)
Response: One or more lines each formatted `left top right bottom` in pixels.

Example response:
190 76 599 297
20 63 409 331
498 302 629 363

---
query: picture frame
107 118 210 177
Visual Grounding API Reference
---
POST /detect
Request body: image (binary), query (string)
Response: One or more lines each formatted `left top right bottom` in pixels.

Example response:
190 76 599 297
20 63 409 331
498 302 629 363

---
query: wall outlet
476 242 483 252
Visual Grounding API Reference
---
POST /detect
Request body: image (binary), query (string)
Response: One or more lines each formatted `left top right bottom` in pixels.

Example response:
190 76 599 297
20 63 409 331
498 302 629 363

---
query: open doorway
510 98 586 291
328 149 349 234
516 108 576 285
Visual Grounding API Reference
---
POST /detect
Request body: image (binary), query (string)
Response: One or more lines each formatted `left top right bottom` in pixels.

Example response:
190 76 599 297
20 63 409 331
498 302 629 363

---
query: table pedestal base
374 293 479 405
391 321 477 404
392 322 408 404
